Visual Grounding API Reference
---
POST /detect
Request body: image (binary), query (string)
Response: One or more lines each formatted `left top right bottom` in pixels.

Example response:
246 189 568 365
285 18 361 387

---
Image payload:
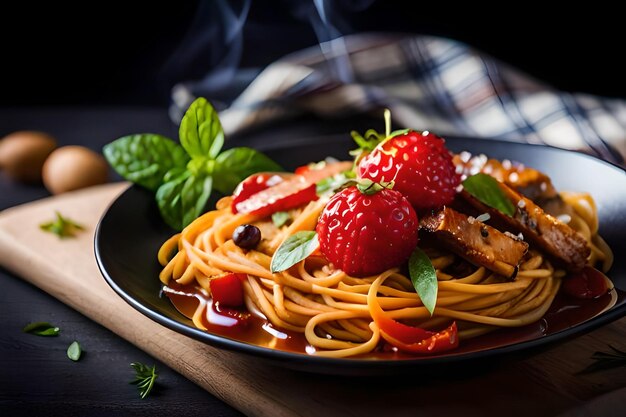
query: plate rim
94 134 626 373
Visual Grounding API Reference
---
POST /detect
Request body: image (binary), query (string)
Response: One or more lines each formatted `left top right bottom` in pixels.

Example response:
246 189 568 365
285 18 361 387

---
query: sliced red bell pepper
231 173 292 214
232 161 354 218
210 272 246 307
562 266 610 299
233 176 318 218
368 279 458 354
379 322 458 354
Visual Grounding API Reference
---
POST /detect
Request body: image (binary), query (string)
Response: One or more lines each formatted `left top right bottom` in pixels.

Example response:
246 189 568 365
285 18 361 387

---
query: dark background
2 1 625 108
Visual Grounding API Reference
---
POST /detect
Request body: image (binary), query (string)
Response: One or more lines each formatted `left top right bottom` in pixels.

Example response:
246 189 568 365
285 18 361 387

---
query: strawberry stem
384 108 391 138
355 178 394 195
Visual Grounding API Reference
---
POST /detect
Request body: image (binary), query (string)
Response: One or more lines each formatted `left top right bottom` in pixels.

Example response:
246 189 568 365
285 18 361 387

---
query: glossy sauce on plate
163 280 620 359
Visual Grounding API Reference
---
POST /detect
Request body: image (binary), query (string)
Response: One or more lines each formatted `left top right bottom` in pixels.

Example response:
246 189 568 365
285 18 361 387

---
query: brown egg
42 145 109 194
0 131 57 183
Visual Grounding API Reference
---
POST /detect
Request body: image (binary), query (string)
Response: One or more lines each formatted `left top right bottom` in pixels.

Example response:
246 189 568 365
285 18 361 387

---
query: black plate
95 135 626 375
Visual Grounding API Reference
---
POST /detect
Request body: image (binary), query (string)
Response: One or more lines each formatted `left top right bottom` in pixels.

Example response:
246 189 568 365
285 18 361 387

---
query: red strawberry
316 184 419 277
357 131 460 210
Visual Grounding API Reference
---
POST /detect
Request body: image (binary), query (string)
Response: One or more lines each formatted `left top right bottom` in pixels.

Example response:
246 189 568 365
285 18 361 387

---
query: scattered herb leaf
270 231 319 273
462 173 516 216
271 211 290 228
577 345 626 375
409 247 438 315
23 321 60 336
130 362 158 399
67 341 82 361
40 212 84 238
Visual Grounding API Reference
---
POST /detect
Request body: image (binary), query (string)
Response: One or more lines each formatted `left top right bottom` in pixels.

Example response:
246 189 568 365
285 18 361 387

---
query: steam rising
168 0 375 121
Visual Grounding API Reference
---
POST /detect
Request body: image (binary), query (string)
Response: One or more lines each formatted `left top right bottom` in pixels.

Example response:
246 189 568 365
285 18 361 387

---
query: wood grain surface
0 183 624 417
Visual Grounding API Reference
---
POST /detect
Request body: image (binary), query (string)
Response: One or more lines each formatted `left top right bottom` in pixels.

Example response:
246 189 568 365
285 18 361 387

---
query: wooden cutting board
0 182 624 417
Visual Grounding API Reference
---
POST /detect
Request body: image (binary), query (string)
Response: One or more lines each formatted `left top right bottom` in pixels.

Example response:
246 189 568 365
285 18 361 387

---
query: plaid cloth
173 33 626 166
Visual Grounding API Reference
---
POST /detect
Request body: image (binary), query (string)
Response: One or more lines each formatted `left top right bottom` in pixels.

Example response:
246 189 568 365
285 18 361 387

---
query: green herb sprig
130 362 159 399
577 345 626 375
104 98 282 230
40 212 84 238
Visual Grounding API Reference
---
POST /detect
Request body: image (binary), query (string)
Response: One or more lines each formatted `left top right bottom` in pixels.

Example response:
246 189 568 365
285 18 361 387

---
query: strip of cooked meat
459 182 590 272
420 207 529 279
453 152 575 221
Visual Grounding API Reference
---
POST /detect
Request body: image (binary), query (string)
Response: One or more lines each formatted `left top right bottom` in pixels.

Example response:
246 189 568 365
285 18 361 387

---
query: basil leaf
270 231 319 273
23 322 60 336
156 171 213 230
181 173 213 229
462 173 516 216
179 97 224 160
155 170 191 230
67 341 82 361
212 147 283 194
103 134 189 191
409 247 438 316
163 166 188 183
272 211 290 228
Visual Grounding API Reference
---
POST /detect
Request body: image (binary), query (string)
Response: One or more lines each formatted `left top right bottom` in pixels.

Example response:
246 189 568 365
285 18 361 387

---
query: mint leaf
23 321 60 336
409 247 438 315
179 97 224 160
270 231 319 273
212 147 283 194
103 134 189 191
272 211 290 228
462 173 516 216
67 341 82 361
